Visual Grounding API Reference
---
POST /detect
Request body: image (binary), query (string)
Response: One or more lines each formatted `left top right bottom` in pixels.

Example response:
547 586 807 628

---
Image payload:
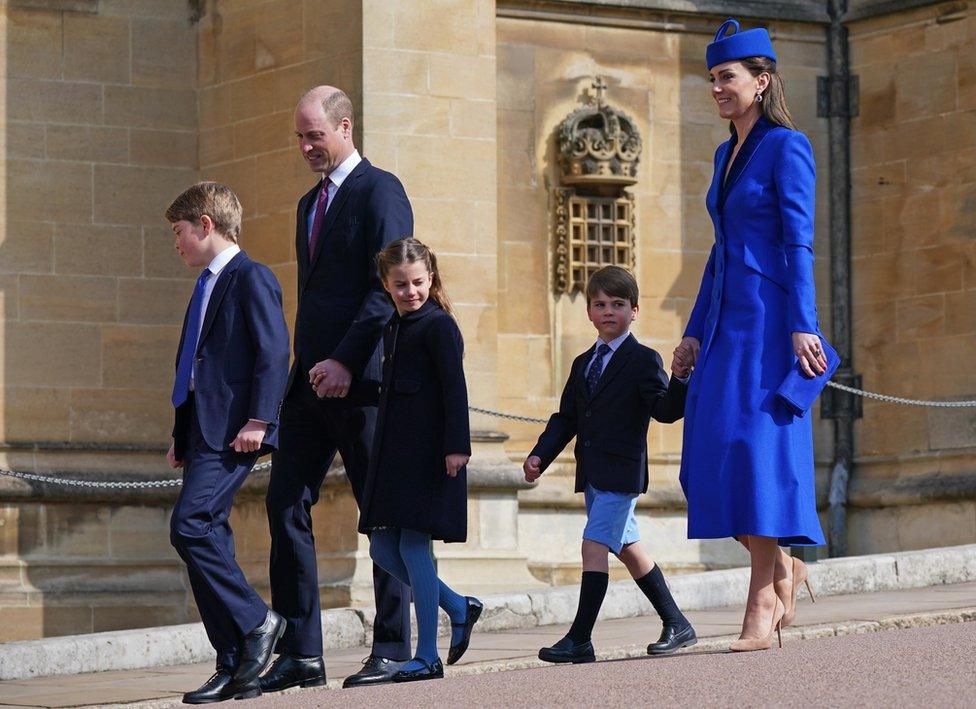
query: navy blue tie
172 269 210 407
585 343 612 395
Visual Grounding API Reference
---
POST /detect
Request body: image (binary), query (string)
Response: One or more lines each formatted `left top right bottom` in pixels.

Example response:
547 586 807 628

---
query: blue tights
369 528 468 669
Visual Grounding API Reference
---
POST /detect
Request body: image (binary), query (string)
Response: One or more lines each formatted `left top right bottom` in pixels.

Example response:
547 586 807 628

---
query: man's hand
232 420 267 454
793 332 828 378
523 455 542 483
166 442 183 469
445 453 470 477
671 336 701 375
310 359 352 398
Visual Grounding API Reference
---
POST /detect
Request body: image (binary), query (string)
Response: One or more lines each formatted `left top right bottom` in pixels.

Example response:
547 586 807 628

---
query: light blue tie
171 269 210 407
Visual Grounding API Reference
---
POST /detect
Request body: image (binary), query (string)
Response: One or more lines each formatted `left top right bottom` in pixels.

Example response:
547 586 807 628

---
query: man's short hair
320 90 354 128
586 265 639 307
165 182 242 243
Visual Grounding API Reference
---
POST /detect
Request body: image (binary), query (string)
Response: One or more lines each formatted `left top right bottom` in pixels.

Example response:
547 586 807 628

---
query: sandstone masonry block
5 9 62 80
63 12 130 84
18 274 117 323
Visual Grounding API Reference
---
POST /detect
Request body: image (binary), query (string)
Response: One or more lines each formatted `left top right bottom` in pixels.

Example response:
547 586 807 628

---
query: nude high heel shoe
730 598 785 652
781 558 816 628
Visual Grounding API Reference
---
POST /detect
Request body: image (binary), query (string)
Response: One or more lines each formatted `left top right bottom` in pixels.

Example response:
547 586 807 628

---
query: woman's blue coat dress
679 116 826 547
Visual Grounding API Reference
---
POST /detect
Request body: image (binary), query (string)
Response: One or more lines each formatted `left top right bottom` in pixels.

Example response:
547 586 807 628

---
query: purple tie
586 343 612 395
308 179 331 259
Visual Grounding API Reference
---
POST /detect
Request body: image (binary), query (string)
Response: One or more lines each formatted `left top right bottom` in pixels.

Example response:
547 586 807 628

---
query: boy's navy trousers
170 398 268 671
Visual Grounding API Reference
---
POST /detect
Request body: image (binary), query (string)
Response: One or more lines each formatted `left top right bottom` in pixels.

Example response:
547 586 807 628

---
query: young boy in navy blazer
524 265 696 664
165 182 291 704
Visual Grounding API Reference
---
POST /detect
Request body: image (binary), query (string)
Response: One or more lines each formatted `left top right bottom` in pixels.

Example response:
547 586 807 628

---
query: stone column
360 0 541 591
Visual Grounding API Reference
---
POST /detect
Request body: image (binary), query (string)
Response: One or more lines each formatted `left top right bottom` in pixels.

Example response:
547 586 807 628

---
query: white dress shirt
306 149 363 238
190 243 240 389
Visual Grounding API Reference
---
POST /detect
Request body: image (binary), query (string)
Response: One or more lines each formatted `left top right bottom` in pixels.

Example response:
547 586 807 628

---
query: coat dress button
585 411 592 418
584 441 591 447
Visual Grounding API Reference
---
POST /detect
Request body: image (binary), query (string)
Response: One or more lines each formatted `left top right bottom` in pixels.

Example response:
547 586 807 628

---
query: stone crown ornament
556 77 641 194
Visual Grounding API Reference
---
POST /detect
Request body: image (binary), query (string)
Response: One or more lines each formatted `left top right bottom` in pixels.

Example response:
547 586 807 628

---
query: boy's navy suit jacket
529 334 687 494
291 158 413 390
172 250 290 458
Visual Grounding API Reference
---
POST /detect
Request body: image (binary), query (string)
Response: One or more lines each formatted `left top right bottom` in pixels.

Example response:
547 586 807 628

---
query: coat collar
198 250 247 347
719 116 777 208
394 297 440 324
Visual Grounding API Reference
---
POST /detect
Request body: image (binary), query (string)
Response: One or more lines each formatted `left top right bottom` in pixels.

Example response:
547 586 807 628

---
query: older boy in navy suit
524 266 696 664
165 182 291 703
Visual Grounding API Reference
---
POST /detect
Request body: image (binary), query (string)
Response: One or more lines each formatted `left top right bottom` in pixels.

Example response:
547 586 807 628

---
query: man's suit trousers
267 380 412 660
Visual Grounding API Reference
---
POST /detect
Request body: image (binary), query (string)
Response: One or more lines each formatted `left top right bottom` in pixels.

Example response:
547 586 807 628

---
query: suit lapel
575 344 597 400
720 117 775 209
308 158 370 272
588 334 636 401
198 251 246 349
296 184 318 273
708 141 731 218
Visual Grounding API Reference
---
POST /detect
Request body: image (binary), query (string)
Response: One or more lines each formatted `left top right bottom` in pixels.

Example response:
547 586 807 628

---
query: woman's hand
672 336 701 375
793 332 828 378
445 453 469 477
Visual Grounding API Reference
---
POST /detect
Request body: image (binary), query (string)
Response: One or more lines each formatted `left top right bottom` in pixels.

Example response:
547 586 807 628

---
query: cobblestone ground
256 621 976 708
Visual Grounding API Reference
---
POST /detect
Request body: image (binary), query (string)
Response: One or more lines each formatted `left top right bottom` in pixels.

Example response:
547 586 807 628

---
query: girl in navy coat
672 20 827 652
358 238 483 682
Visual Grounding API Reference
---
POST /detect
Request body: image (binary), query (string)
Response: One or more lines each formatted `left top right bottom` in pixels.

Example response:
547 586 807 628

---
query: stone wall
494 13 833 577
846 3 976 553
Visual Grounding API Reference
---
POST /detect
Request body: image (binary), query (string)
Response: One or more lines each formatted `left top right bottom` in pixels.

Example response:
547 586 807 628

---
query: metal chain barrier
824 381 976 408
2 387 973 489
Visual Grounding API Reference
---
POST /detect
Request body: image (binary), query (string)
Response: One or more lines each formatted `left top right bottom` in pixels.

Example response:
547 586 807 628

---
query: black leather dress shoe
258 655 327 693
183 670 260 704
647 623 697 655
228 610 286 691
392 658 444 683
538 636 596 664
341 655 403 688
447 596 484 665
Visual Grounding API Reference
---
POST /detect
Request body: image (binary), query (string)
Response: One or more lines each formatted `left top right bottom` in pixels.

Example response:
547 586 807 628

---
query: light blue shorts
582 484 640 555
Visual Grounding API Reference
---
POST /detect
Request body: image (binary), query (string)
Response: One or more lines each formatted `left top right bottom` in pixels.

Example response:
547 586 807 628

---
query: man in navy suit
261 86 414 691
165 182 291 704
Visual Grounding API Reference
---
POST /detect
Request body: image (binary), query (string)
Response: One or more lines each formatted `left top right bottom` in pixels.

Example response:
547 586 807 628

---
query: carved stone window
553 78 641 296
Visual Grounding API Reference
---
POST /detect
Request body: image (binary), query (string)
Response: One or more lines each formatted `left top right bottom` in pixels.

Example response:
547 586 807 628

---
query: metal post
822 0 858 558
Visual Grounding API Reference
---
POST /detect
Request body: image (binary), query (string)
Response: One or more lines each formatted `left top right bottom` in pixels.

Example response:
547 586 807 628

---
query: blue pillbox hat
706 18 777 69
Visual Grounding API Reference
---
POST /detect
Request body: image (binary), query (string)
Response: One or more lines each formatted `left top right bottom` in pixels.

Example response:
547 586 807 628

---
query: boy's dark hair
586 265 639 307
165 182 242 243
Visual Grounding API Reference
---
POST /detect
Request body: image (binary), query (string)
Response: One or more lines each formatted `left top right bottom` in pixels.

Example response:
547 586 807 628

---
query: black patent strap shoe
258 654 327 693
183 671 260 704
647 623 697 655
447 596 484 666
538 636 596 664
392 658 445 683
341 655 402 688
229 610 286 691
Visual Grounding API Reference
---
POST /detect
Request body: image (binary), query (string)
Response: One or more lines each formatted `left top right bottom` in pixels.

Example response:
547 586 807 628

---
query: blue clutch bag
776 337 840 416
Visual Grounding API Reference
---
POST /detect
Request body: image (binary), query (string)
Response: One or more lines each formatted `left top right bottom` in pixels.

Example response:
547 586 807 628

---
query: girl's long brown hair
375 238 456 318
735 56 797 132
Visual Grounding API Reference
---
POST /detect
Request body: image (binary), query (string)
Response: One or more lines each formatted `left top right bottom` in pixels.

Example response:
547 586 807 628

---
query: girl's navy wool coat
359 299 471 542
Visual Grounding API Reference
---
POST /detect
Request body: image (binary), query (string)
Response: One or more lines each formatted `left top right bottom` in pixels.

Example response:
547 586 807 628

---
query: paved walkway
0 582 974 708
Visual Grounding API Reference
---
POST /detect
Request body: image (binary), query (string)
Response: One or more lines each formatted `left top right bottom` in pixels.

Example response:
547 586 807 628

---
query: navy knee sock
567 571 609 644
636 565 689 628
398 529 467 668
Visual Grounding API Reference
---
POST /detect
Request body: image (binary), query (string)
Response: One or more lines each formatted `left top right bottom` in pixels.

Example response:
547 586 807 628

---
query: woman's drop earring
756 93 763 103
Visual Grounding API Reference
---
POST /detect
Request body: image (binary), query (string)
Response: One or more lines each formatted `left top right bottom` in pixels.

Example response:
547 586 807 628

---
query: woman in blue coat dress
672 20 827 651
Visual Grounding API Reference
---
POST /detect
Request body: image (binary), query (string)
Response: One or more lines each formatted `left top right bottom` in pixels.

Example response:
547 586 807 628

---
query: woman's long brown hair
375 237 456 318
735 56 798 131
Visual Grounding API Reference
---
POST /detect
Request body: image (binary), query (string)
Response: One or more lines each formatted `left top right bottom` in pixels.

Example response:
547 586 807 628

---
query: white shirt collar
594 331 631 353
206 243 240 276
323 149 362 189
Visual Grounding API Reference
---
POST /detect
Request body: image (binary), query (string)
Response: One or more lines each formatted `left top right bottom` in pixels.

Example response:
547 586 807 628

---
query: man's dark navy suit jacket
292 157 413 388
172 250 290 459
530 334 687 494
